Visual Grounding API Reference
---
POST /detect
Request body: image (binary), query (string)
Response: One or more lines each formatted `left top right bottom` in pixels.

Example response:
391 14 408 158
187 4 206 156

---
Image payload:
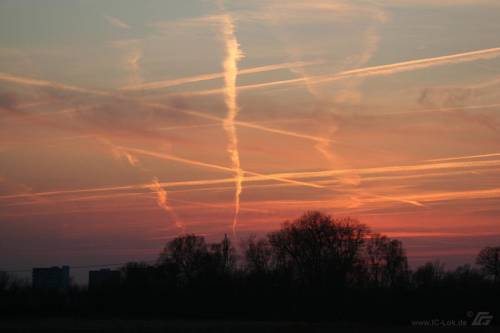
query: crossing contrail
169 46 500 96
180 108 333 144
1 158 500 201
120 146 323 189
120 61 318 91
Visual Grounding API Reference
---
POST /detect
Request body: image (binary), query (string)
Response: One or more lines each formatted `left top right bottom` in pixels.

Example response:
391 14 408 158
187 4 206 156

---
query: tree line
1 211 499 324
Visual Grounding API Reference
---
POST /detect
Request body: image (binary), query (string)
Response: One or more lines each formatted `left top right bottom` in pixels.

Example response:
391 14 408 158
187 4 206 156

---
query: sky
1 0 500 282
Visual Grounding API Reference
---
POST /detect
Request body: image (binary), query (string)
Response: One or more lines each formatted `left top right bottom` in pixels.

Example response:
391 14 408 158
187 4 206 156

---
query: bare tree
268 211 369 288
366 234 409 287
476 246 500 283
242 235 273 275
158 234 208 282
413 261 446 288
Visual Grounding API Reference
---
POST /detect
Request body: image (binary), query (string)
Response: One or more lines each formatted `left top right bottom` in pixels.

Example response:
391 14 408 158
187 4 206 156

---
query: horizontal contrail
146 102 334 145
158 118 312 132
121 146 323 189
2 158 500 201
368 193 424 207
0 72 110 96
0 69 336 146
5 46 499 103
363 188 500 206
172 46 500 96
120 61 318 91
236 187 500 211
427 152 500 162
263 158 500 180
181 109 333 144
7 167 489 208
1 190 267 214
0 70 333 146
313 46 500 84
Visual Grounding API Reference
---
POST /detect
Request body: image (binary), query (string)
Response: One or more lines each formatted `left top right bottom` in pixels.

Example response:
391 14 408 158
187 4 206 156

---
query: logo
471 312 493 326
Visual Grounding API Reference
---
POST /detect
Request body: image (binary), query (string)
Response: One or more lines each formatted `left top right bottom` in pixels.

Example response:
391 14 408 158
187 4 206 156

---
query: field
0 319 498 333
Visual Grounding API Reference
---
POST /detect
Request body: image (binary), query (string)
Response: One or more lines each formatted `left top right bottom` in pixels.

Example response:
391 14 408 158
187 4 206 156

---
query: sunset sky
1 0 500 281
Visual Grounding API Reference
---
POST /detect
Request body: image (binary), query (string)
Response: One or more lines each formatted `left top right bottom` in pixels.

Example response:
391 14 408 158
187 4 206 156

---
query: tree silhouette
413 260 445 288
476 246 500 283
158 234 208 284
366 234 409 288
1 211 499 324
268 211 369 289
242 235 273 275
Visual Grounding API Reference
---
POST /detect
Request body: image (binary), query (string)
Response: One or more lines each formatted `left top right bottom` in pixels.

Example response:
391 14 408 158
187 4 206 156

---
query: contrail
367 193 424 207
6 167 492 206
146 102 334 144
11 185 500 218
235 187 500 211
219 13 244 236
312 46 500 84
1 186 270 215
426 152 500 162
120 146 322 188
148 177 184 231
169 46 500 96
0 70 333 147
0 175 306 202
363 188 500 206
2 159 500 202
0 72 111 96
263 158 500 180
120 61 318 91
180 109 333 144
158 117 312 132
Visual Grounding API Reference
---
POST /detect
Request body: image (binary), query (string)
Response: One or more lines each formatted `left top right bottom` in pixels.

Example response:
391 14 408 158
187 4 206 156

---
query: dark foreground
0 319 498 333
2 213 499 330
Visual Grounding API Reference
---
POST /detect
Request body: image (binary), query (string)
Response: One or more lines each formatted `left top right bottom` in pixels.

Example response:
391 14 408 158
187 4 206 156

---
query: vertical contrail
219 13 243 236
149 177 184 231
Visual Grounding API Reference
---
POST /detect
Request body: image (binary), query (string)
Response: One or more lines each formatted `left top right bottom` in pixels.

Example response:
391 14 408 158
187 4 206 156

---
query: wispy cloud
149 177 184 231
102 139 140 167
104 15 131 29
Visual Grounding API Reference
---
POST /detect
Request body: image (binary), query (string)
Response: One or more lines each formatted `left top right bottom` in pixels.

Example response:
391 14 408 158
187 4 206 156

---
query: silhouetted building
32 266 70 290
89 269 120 289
